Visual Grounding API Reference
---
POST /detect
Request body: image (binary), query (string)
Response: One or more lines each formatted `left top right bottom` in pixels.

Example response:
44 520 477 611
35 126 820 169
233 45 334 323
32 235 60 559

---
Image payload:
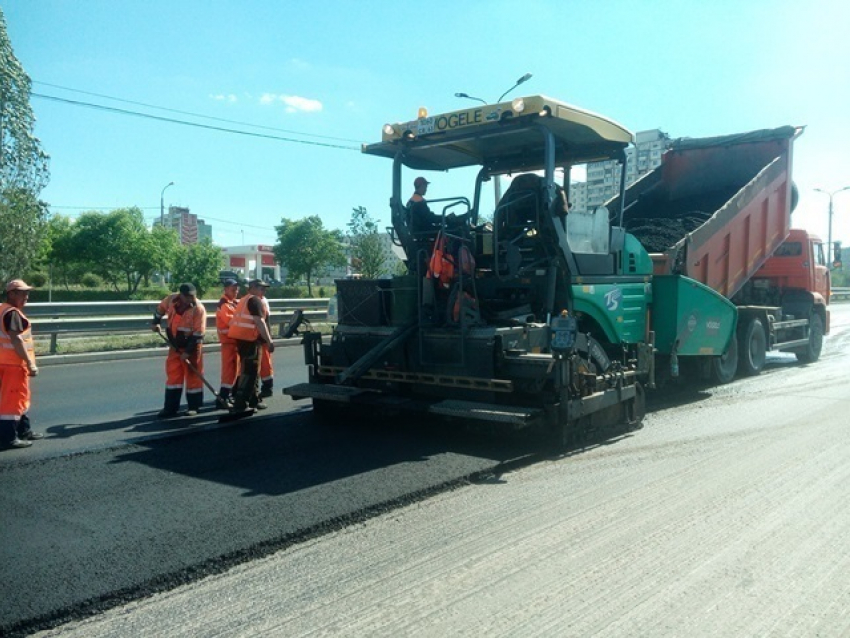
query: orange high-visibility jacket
216 296 239 344
0 303 35 368
155 294 206 349
228 294 260 341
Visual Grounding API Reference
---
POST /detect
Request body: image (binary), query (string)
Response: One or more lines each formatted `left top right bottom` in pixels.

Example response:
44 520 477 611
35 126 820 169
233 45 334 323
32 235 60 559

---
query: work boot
260 380 273 399
157 388 182 419
185 391 204 416
17 414 43 440
216 387 232 410
8 438 32 449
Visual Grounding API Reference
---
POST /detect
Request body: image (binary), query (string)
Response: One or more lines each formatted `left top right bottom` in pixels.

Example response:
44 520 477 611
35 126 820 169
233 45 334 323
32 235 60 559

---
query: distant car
219 270 240 284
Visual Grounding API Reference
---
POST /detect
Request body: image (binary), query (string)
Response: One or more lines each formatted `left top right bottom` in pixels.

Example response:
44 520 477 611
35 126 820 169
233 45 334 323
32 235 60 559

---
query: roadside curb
37 338 303 367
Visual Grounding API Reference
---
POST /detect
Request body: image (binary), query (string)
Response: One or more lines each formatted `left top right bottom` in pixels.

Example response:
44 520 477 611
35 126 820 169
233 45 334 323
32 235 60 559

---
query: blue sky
4 0 850 248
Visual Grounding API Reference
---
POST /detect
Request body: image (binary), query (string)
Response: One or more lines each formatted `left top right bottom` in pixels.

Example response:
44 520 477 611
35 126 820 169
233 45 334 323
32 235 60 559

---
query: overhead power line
32 93 361 151
34 81 365 145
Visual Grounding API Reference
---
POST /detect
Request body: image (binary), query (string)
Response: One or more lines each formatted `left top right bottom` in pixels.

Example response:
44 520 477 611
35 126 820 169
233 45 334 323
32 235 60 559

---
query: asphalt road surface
2 305 849 636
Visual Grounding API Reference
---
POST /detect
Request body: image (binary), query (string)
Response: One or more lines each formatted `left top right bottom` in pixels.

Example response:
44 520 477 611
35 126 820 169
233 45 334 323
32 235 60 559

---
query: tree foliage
0 187 48 280
274 215 345 296
347 206 387 279
40 214 85 287
40 208 224 296
170 238 224 297
0 8 50 281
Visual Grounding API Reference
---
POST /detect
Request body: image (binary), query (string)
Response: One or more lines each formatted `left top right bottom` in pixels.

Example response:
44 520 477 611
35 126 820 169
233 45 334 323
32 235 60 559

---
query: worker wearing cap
215 279 240 409
408 176 471 236
151 283 207 418
0 279 43 449
407 176 441 236
228 279 275 413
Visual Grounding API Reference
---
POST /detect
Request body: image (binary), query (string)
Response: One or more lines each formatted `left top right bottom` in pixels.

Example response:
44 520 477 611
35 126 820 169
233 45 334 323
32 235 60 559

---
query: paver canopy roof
362 95 634 172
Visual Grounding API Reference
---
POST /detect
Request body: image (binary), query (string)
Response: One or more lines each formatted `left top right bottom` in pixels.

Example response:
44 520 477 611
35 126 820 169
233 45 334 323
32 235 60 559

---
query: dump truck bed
614 126 801 299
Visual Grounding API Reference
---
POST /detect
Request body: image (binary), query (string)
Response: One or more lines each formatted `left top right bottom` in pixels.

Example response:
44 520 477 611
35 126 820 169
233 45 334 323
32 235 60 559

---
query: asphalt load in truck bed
625 211 712 253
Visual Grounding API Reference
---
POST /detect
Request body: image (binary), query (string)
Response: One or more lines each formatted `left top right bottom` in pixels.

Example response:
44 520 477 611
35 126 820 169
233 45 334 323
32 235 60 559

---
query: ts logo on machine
604 287 622 312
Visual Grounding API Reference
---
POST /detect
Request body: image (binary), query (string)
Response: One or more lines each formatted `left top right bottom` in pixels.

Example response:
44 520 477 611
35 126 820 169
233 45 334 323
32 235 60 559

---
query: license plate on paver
417 117 435 135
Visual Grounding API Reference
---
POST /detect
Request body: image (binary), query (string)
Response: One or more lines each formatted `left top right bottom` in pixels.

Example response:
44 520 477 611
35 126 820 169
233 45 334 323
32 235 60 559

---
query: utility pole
160 181 174 227
814 186 850 264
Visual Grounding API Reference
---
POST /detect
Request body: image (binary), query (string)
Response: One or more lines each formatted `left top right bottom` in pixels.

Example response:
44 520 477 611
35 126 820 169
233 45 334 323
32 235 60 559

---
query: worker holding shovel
151 283 207 418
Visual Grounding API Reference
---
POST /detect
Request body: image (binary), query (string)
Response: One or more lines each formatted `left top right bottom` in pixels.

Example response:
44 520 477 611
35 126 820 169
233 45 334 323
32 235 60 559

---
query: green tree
39 213 86 288
347 206 387 279
171 239 224 298
274 216 345 296
70 208 158 294
0 8 50 281
140 225 182 287
0 187 48 280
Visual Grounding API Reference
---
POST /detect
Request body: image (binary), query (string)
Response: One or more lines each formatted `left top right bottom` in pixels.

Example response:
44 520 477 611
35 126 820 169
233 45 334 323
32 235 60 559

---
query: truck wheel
795 312 823 363
738 317 767 376
711 333 738 384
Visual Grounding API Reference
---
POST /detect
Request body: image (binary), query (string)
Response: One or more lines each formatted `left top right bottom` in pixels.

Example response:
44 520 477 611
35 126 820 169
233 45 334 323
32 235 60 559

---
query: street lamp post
814 186 850 264
453 92 486 104
455 73 533 106
160 181 175 227
455 74 533 207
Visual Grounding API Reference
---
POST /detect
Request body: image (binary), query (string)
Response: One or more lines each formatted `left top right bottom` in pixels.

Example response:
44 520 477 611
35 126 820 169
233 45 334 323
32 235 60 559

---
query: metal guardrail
27 298 329 354
832 287 850 301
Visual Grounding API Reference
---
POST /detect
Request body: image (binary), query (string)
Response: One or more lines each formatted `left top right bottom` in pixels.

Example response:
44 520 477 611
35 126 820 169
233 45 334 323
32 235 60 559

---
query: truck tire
795 312 823 363
738 317 767 376
711 333 738 384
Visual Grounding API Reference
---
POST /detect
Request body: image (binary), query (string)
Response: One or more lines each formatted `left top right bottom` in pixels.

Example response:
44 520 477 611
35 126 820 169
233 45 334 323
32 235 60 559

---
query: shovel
153 329 254 421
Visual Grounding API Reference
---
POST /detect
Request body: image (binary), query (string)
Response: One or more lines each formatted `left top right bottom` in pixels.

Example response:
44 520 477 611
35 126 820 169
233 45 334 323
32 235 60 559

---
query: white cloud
210 94 238 103
281 95 322 113
258 93 323 113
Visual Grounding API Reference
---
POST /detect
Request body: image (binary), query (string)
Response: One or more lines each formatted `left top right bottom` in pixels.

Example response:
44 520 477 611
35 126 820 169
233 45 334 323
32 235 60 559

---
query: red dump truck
615 126 829 383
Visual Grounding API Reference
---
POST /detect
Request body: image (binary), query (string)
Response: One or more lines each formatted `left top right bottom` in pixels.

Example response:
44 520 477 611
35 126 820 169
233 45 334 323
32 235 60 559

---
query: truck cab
746 229 831 333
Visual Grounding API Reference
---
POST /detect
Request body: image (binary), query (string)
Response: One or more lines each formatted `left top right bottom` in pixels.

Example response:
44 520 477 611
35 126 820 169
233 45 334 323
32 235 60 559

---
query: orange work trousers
260 343 273 384
220 341 239 390
0 364 30 420
165 346 204 396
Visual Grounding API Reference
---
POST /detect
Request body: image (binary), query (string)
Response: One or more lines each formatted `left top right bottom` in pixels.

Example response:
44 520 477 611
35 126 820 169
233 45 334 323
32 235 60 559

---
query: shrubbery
24 271 48 287
80 273 102 288
28 286 170 303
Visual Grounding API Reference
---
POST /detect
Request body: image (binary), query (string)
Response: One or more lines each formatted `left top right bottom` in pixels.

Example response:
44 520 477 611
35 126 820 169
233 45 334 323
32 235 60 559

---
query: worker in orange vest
258 287 274 398
215 278 240 409
228 279 275 413
0 279 43 449
151 283 207 418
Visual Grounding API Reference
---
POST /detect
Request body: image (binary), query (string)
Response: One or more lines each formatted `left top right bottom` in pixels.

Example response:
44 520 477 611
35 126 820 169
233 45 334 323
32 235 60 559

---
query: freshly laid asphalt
0 343 538 636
